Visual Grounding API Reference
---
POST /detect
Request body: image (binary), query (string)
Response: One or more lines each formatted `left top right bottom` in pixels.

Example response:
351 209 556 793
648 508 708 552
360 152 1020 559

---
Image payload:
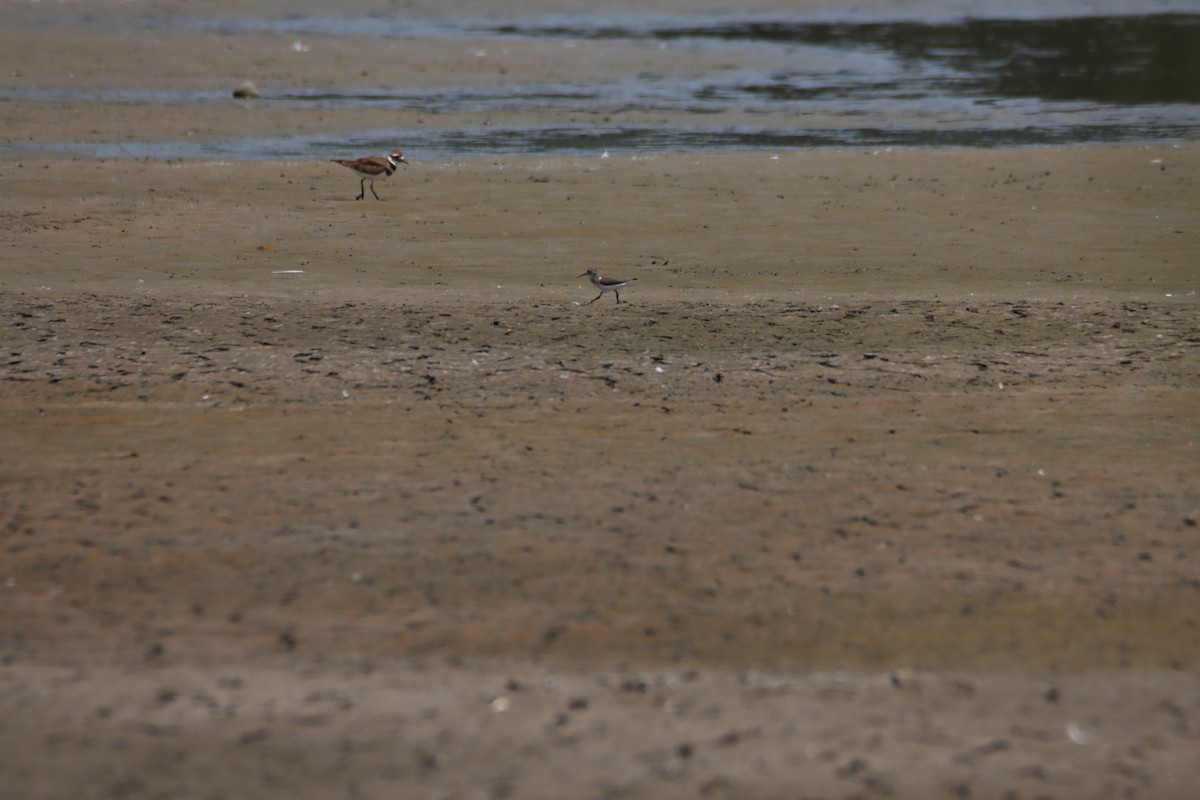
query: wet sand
2 3 1200 798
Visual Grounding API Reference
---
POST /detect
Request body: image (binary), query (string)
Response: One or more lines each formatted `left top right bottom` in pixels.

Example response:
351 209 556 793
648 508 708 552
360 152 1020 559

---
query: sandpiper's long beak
577 271 590 278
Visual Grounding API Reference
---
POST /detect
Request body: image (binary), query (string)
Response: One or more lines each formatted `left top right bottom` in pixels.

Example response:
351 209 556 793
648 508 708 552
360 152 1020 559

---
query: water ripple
12 8 1200 157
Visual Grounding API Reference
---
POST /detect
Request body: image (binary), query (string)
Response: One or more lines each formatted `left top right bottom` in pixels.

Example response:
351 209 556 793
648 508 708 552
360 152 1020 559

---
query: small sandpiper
331 149 408 200
578 268 636 304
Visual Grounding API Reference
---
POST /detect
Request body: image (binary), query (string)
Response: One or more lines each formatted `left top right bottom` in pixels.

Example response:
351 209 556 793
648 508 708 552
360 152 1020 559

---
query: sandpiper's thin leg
357 179 366 200
587 292 602 305
615 291 621 303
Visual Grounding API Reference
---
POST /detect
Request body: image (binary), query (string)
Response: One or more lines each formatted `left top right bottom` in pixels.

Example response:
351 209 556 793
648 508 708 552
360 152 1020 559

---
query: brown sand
2 3 1199 799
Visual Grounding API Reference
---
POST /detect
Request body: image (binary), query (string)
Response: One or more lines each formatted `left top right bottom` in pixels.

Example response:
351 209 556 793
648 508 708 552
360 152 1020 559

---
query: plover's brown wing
333 157 391 175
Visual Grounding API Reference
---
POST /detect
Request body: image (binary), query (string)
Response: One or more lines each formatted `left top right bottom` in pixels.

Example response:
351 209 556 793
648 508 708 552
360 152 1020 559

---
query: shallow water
16 6 1200 158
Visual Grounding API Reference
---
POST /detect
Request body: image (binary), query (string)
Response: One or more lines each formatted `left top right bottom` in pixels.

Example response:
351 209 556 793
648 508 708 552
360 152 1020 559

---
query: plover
579 268 636 304
331 150 408 200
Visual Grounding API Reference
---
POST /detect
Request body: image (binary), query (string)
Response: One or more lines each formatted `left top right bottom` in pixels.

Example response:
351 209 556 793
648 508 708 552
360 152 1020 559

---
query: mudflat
2 4 1199 799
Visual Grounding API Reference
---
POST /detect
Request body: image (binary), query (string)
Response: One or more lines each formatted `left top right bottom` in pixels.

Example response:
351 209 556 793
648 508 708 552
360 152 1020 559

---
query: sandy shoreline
3 2 1199 797
4 658 1197 800
3 150 1198 797
3 147 1195 301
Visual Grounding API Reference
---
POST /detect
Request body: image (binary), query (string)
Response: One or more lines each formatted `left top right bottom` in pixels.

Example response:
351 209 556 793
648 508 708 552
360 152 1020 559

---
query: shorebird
330 150 407 200
579 268 636 304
